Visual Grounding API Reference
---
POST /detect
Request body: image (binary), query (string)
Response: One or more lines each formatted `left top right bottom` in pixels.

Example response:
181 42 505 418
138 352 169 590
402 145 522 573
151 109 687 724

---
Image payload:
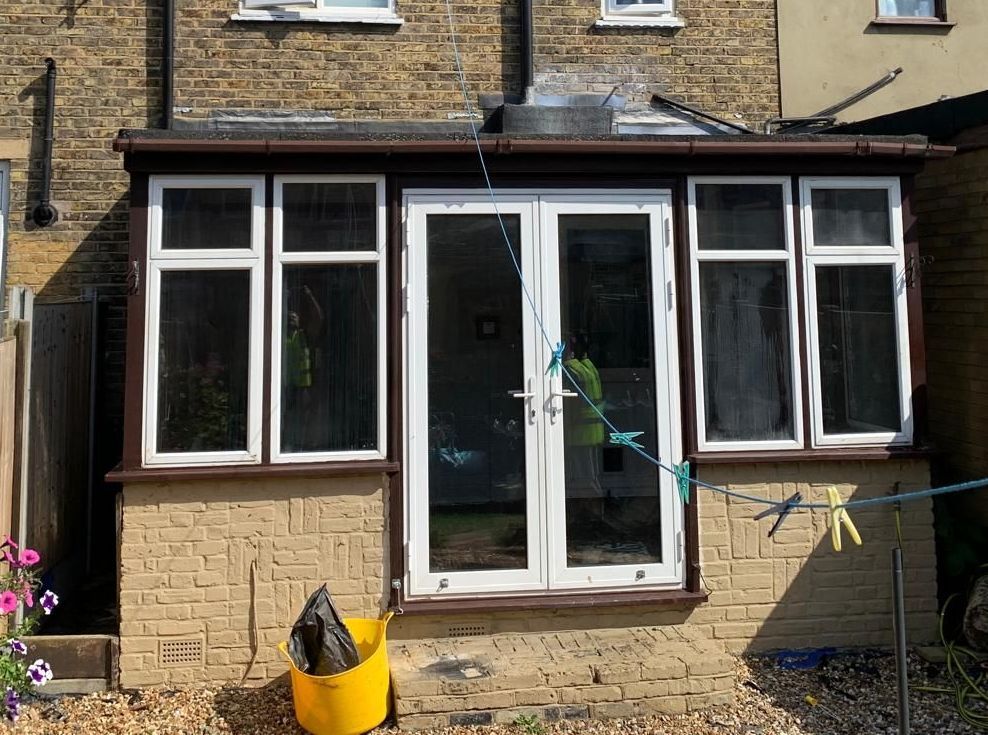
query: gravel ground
0 651 982 735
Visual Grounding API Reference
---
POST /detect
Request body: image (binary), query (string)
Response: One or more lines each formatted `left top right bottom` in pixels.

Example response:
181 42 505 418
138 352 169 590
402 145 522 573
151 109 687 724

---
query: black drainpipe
520 0 533 100
32 58 58 228
163 0 175 129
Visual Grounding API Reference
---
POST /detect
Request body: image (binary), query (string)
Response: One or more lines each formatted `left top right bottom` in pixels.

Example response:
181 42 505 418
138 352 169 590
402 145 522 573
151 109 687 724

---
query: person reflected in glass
283 284 324 451
563 332 605 509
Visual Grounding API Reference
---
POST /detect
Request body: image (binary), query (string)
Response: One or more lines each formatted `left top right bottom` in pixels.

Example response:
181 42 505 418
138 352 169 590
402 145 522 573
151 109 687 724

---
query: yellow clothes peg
826 486 862 552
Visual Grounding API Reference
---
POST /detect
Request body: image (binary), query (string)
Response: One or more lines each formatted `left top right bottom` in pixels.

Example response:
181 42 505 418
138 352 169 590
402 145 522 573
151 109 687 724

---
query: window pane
282 183 377 252
557 214 662 568
816 265 902 435
327 0 388 7
157 270 250 453
426 214 528 573
879 0 936 16
280 265 378 453
810 188 892 247
161 188 252 250
695 183 786 251
699 262 795 442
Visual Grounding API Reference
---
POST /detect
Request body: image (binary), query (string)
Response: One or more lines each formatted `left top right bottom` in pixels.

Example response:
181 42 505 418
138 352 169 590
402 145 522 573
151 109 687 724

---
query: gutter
112 136 955 158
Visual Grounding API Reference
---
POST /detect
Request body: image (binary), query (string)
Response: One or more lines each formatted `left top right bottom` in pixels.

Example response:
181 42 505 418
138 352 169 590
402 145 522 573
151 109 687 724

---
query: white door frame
403 190 683 598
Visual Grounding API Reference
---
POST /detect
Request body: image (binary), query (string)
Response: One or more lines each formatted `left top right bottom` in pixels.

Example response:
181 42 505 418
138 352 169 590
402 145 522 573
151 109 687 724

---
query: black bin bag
287 584 361 676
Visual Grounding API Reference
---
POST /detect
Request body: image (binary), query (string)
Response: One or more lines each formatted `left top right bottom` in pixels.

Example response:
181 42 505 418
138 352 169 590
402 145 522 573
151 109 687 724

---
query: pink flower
17 549 39 567
0 592 17 614
0 537 17 550
1 551 14 567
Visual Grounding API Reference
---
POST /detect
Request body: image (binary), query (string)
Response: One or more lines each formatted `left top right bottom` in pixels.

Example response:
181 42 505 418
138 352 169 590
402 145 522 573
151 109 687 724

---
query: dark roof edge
828 89 988 140
112 134 954 159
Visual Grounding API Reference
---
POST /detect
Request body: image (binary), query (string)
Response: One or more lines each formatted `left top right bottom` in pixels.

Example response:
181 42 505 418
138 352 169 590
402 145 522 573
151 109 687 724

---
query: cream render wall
778 0 988 121
118 460 937 688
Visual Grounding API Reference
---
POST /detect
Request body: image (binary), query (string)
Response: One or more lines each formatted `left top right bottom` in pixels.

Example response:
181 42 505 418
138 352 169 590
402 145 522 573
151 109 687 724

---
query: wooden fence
0 336 15 540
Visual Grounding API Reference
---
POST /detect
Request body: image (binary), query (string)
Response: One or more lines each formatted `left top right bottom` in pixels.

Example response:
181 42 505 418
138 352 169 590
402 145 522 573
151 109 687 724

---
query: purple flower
27 659 52 686
5 639 26 656
4 687 19 722
40 590 58 615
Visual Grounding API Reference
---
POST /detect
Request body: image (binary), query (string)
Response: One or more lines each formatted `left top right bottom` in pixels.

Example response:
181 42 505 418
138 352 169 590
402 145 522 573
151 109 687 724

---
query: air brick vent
447 623 489 638
159 639 204 667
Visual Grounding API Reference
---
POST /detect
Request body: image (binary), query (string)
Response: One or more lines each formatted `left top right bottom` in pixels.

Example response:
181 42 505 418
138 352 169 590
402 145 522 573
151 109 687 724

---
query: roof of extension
828 89 988 141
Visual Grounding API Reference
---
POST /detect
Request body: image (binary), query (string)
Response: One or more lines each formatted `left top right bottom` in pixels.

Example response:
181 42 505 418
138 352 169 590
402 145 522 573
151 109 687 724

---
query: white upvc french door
405 196 546 595
405 191 682 598
540 195 683 589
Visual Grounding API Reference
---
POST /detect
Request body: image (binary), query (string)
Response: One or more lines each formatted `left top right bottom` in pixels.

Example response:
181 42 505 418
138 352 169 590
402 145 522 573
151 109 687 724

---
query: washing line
440 0 988 515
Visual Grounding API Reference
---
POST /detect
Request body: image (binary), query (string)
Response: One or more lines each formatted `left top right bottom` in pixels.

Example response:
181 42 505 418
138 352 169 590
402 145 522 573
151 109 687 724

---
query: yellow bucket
279 612 394 735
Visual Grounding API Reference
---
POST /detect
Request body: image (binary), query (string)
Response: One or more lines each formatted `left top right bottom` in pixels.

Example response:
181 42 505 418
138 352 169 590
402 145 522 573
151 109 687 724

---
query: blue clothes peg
546 341 566 376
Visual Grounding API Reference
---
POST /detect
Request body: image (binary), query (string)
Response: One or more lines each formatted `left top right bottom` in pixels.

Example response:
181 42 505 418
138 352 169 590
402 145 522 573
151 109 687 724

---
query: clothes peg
826 486 862 552
753 492 803 537
609 431 645 450
674 462 691 504
546 341 566 376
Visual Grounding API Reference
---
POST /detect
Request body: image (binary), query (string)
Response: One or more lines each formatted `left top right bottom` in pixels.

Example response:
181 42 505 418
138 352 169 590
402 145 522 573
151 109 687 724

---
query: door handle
551 389 578 399
508 389 536 399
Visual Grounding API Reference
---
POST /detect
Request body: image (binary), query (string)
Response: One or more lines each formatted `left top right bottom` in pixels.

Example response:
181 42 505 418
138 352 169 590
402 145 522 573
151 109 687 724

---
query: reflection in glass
816 265 901 434
280 265 378 454
699 262 794 442
879 0 935 16
557 214 661 568
157 270 250 452
695 183 786 251
161 189 252 250
282 183 377 252
427 215 528 572
811 188 891 247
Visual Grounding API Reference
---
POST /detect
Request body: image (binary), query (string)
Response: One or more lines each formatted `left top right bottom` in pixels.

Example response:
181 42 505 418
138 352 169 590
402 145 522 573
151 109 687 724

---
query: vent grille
159 639 204 667
447 623 489 638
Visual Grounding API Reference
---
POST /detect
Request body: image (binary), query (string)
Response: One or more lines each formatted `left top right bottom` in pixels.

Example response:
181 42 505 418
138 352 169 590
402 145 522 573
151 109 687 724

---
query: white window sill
231 10 403 24
595 16 684 28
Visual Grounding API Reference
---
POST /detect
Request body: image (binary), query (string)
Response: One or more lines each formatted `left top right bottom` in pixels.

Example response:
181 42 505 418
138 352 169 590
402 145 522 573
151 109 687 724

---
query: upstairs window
601 0 680 25
237 0 400 23
877 0 946 20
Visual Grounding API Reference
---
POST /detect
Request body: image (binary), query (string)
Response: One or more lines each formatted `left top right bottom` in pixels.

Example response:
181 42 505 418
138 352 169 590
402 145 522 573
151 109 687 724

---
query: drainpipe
31 58 58 228
520 0 533 102
163 0 175 129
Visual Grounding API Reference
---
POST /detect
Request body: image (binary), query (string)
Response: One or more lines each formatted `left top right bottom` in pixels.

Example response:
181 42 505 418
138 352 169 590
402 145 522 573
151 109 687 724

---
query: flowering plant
0 537 58 722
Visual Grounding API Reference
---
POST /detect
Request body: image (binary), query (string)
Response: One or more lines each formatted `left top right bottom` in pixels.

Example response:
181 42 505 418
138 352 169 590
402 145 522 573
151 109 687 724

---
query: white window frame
403 190 683 599
687 177 804 453
271 175 388 463
801 177 913 447
598 0 682 27
144 176 265 467
233 0 402 24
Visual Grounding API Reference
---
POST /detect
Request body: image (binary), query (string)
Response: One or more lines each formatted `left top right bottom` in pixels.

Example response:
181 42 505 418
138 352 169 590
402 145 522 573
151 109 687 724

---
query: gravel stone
0 651 980 734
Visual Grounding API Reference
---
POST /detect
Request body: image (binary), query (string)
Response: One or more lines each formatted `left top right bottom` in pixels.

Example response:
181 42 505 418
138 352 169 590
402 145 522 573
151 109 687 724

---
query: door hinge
402 285 411 314
667 280 674 310
676 531 684 563
664 218 672 247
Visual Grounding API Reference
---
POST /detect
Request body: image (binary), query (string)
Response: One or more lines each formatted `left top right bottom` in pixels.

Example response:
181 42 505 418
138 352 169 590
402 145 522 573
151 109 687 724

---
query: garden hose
914 593 988 729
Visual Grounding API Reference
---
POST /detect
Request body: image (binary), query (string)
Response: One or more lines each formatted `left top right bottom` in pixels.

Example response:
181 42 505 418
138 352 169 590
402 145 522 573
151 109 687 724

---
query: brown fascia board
111 135 955 159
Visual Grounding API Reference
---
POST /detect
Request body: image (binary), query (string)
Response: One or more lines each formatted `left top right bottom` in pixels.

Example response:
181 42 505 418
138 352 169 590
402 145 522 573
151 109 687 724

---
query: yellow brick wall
917 148 988 481
118 475 388 687
118 460 937 686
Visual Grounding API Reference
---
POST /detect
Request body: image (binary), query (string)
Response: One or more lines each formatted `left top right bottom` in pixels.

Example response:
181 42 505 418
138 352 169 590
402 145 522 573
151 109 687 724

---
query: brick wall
118 475 388 687
916 148 988 480
118 460 936 687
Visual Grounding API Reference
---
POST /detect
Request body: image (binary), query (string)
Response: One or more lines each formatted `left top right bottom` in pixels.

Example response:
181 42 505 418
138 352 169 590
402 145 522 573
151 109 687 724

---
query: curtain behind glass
699 262 794 442
280 265 377 453
879 0 936 15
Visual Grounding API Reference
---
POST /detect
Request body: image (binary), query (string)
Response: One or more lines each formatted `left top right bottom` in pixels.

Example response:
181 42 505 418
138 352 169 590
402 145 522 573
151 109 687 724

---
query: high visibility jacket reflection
564 357 605 447
285 329 312 389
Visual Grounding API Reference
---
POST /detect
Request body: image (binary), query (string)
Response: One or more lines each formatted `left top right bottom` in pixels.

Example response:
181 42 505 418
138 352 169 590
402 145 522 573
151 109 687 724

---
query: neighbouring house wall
118 475 389 688
778 0 988 121
117 460 936 687
916 147 988 529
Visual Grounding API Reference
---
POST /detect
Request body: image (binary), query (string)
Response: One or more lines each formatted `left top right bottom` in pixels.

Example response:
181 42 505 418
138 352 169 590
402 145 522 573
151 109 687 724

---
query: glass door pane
407 199 544 595
542 199 681 589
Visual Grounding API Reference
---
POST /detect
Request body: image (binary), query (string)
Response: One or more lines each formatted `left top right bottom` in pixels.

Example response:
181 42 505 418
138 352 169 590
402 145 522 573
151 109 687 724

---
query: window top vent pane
161 188 252 251
282 182 377 252
695 182 786 251
810 188 892 248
